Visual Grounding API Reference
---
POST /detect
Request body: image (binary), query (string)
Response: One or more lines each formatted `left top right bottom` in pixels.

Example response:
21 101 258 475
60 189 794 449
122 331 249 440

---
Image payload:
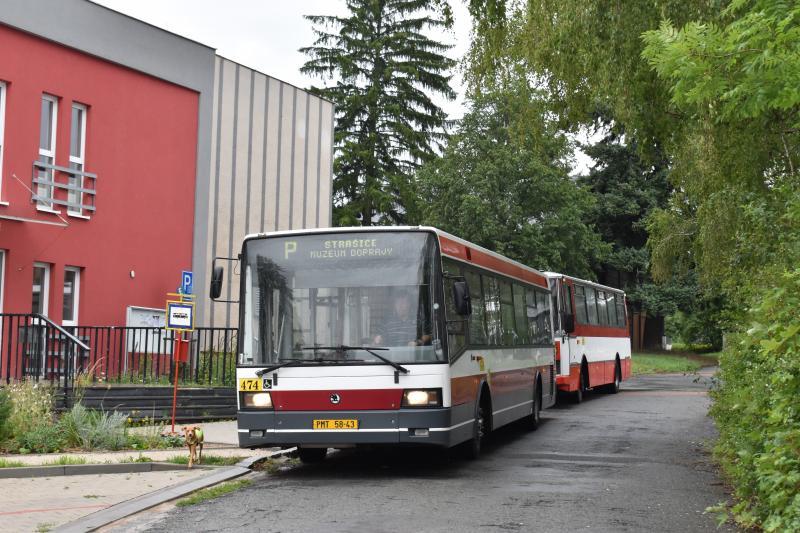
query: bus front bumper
237 408 466 448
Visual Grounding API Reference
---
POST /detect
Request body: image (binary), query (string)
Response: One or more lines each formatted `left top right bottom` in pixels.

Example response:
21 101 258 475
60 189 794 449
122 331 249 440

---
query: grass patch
35 523 54 533
165 454 244 466
43 456 88 466
117 454 153 463
632 352 706 375
0 458 25 468
175 478 252 507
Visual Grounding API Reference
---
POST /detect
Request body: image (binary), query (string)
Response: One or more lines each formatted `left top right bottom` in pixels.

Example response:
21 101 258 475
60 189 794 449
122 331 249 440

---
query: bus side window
513 284 530 345
465 270 487 345
442 259 466 357
483 276 501 345
536 290 551 343
525 288 540 343
616 297 626 327
499 279 516 345
606 292 618 327
585 287 599 325
575 285 588 324
597 290 608 326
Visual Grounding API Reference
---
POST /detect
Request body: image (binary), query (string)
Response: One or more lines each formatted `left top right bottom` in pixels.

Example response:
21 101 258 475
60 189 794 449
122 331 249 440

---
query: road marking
0 503 107 516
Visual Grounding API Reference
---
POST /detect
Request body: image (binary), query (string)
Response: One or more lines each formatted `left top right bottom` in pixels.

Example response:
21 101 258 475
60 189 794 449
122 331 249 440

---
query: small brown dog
182 425 204 468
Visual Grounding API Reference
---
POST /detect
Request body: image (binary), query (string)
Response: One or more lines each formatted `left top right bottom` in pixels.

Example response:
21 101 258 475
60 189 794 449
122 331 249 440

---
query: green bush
0 389 12 444
16 423 65 454
6 381 54 437
59 404 127 450
710 269 800 531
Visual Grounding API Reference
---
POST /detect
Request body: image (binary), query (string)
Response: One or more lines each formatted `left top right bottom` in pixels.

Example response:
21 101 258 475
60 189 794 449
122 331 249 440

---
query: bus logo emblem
330 393 341 404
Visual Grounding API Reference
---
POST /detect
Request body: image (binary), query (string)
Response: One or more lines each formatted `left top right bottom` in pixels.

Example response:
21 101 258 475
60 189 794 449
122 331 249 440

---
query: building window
62 267 80 326
68 104 87 216
36 95 59 211
32 262 50 316
0 82 6 204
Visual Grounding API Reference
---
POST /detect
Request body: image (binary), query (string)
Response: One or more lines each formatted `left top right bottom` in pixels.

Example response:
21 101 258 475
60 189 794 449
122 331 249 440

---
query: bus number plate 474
312 419 359 430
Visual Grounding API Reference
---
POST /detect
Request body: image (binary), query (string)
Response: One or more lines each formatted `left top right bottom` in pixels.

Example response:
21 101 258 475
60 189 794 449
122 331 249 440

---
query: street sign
166 300 195 332
181 270 193 295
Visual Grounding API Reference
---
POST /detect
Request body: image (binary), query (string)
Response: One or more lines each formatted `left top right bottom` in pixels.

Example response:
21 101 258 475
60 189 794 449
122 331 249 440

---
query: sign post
166 284 195 434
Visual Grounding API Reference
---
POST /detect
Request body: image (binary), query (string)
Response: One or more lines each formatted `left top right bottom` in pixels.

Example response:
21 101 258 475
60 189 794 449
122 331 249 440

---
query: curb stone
54 447 296 533
0 461 210 479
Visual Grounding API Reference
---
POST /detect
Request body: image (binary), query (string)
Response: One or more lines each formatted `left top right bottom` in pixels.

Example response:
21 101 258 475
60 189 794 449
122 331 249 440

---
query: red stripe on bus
439 236 548 288
572 323 630 338
270 389 404 411
557 359 627 392
451 365 551 406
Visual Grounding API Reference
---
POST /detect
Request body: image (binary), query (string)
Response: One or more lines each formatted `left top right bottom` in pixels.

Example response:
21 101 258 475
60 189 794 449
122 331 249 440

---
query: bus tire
604 358 621 394
465 393 488 460
528 379 541 430
573 363 587 404
298 447 327 464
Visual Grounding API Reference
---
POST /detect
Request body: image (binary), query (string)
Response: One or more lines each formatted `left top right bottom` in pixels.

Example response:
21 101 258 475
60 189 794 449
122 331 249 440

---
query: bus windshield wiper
307 345 409 375
255 358 308 376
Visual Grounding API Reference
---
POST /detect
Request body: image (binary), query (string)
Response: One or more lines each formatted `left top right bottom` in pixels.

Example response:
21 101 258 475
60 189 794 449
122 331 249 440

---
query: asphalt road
143 369 733 532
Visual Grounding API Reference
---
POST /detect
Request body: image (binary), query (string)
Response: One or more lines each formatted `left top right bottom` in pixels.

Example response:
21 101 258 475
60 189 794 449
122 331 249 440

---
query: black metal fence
1 313 237 391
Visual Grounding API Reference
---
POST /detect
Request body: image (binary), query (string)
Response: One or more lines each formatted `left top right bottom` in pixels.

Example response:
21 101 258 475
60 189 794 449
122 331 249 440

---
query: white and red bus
211 227 557 462
545 273 632 403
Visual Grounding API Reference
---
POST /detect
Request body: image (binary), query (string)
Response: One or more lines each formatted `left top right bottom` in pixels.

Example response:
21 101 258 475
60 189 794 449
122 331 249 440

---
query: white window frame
0 82 6 206
68 103 87 217
37 94 59 213
62 266 81 327
32 262 51 317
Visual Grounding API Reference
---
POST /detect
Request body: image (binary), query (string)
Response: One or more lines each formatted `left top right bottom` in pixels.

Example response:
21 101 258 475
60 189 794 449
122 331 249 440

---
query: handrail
32 314 91 351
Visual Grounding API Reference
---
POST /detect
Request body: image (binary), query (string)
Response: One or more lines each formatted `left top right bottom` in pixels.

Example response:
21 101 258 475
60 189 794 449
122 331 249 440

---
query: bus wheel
573 367 586 404
528 381 541 430
604 360 621 394
298 447 327 464
465 398 487 460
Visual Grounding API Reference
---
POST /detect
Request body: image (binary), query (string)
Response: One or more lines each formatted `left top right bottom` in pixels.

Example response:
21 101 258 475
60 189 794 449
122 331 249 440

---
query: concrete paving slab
1 469 208 533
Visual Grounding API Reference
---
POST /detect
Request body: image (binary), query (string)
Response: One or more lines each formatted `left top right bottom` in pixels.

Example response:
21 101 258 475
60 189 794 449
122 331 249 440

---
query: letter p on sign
285 241 297 259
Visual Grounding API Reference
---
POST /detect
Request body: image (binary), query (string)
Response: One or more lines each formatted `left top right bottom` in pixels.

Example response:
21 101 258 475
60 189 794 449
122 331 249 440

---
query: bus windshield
240 231 443 366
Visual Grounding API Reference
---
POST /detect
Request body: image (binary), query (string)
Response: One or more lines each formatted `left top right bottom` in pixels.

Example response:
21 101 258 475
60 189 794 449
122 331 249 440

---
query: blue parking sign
181 271 193 295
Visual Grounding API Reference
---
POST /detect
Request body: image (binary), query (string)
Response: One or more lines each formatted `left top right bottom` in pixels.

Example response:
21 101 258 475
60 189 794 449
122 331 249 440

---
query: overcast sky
92 0 592 173
93 0 472 120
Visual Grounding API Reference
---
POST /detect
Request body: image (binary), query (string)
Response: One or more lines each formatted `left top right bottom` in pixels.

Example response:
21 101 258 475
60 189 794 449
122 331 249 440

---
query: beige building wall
201 56 335 327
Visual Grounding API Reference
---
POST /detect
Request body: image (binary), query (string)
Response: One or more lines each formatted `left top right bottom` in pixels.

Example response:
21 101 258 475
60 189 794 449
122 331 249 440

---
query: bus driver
373 289 431 347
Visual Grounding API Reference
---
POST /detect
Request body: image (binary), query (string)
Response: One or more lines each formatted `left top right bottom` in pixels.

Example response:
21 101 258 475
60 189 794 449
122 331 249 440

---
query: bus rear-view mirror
210 265 224 300
453 281 472 316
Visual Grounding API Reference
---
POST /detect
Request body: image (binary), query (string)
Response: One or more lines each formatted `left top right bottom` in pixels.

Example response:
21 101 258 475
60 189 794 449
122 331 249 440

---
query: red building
0 23 199 327
0 0 334 345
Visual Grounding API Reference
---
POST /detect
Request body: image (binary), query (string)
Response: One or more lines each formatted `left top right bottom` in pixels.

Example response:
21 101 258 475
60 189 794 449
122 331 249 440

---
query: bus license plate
238 378 262 392
312 419 359 430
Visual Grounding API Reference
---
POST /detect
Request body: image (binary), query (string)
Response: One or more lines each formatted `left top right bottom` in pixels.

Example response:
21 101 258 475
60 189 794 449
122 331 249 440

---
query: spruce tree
301 0 455 226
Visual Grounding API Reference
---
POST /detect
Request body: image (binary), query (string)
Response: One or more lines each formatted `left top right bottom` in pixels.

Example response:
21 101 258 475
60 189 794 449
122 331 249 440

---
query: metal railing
1 314 237 391
32 160 97 214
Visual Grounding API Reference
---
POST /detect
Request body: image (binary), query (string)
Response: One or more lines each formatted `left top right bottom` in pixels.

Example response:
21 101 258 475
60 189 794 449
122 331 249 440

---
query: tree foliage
411 83 607 278
301 0 456 225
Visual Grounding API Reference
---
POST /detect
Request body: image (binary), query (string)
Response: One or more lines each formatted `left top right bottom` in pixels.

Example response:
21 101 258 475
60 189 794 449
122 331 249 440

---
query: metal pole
170 331 182 434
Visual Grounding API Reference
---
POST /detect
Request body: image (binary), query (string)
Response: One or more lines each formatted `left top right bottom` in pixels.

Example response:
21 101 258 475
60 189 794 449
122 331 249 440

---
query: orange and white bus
211 227 556 462
545 273 632 403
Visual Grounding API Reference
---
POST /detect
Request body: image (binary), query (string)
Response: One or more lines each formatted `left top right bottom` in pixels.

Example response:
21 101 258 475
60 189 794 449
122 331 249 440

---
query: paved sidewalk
3 469 209 532
1 420 268 532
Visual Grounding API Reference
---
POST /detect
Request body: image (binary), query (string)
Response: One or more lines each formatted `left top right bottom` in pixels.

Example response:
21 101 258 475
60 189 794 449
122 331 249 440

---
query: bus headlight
401 389 442 408
242 392 273 409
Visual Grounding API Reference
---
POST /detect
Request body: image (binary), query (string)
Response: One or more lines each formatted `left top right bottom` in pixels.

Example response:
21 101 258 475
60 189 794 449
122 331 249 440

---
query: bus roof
243 226 549 288
543 271 626 296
